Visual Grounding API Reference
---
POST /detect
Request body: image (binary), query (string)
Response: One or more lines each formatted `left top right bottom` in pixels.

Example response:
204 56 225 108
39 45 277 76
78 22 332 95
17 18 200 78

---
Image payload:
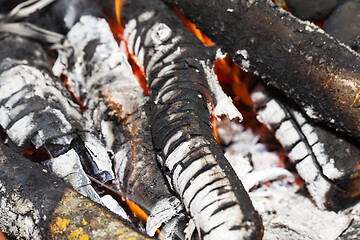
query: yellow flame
115 0 123 25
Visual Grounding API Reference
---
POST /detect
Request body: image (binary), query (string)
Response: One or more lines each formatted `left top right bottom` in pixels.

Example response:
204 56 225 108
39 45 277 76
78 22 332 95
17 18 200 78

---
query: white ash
43 149 102 203
146 197 183 236
215 48 227 60
250 182 351 240
138 11 155 23
236 50 249 59
112 146 129 191
83 132 115 181
224 123 280 171
150 23 172 45
242 168 295 192
184 218 196 240
101 80 145 120
163 130 183 156
223 121 355 239
0 182 41 239
100 195 129 220
199 60 243 121
100 120 114 150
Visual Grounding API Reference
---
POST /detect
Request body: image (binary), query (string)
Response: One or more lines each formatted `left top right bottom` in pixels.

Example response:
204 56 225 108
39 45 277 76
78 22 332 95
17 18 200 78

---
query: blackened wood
122 0 263 239
53 15 188 239
251 83 360 210
0 143 152 240
168 0 360 142
0 142 66 239
0 34 114 184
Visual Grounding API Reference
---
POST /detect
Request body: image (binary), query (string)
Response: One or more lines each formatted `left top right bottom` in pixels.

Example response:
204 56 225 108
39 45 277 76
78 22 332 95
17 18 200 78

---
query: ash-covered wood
0 142 66 239
251 82 360 210
168 0 360 142
0 34 114 194
120 0 263 239
53 15 189 239
0 143 151 240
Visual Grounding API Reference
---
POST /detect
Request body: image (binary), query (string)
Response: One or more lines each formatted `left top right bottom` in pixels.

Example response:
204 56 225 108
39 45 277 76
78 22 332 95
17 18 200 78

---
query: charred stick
121 0 263 239
251 82 360 210
0 142 151 240
0 33 114 199
53 15 188 239
168 0 360 142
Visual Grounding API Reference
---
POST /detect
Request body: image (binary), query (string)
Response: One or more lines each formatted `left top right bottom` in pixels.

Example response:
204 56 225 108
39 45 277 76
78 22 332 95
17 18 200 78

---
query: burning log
53 15 189 239
0 142 152 240
118 0 263 239
168 0 360 142
251 82 360 210
0 34 114 199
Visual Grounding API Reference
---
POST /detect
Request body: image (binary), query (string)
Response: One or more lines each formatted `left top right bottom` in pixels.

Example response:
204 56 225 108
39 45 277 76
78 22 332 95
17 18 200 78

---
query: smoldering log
168 0 360 142
53 15 189 239
0 33 114 196
0 143 152 240
251 82 360 210
120 0 263 239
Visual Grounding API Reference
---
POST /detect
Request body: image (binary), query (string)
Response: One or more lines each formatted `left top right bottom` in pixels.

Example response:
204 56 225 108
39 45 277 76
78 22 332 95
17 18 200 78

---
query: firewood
251 82 360 210
168 0 360 142
0 34 114 190
120 0 263 239
0 143 151 240
53 15 189 239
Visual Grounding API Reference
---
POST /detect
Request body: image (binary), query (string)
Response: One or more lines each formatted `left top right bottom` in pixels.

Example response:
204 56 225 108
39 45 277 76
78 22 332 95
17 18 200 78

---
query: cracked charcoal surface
251 83 360 210
54 15 188 239
0 34 113 184
122 0 262 239
168 0 360 143
285 0 341 21
325 0 360 52
0 143 66 239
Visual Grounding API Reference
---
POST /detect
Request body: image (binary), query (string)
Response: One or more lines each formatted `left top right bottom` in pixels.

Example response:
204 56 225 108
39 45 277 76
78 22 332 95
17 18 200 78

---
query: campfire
0 0 360 239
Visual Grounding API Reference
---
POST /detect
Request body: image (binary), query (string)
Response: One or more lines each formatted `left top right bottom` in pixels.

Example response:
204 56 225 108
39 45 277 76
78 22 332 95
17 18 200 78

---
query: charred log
251 82 360 210
0 142 152 240
53 15 189 239
120 0 263 239
0 34 114 197
168 0 360 142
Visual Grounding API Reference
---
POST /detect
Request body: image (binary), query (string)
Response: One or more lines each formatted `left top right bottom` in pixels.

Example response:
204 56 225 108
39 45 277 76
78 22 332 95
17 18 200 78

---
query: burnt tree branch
0 143 151 239
121 0 263 239
168 0 360 141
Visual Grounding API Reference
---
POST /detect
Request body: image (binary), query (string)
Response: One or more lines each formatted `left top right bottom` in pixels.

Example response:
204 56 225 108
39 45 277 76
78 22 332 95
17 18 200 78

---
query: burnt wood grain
121 0 263 239
168 0 360 142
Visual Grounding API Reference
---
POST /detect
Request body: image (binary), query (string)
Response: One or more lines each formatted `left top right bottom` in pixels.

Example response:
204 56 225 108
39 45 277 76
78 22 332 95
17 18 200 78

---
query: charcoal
53 15 189 239
251 82 360 210
325 0 360 52
0 34 114 186
168 0 360 143
117 0 263 239
285 0 341 21
0 143 151 239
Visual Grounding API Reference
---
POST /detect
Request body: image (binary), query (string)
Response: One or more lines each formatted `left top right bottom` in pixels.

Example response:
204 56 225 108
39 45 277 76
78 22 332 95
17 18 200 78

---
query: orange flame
115 0 124 25
172 7 214 47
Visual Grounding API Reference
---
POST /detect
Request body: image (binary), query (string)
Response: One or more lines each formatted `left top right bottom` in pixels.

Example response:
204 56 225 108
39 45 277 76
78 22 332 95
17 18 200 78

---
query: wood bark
168 0 360 142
